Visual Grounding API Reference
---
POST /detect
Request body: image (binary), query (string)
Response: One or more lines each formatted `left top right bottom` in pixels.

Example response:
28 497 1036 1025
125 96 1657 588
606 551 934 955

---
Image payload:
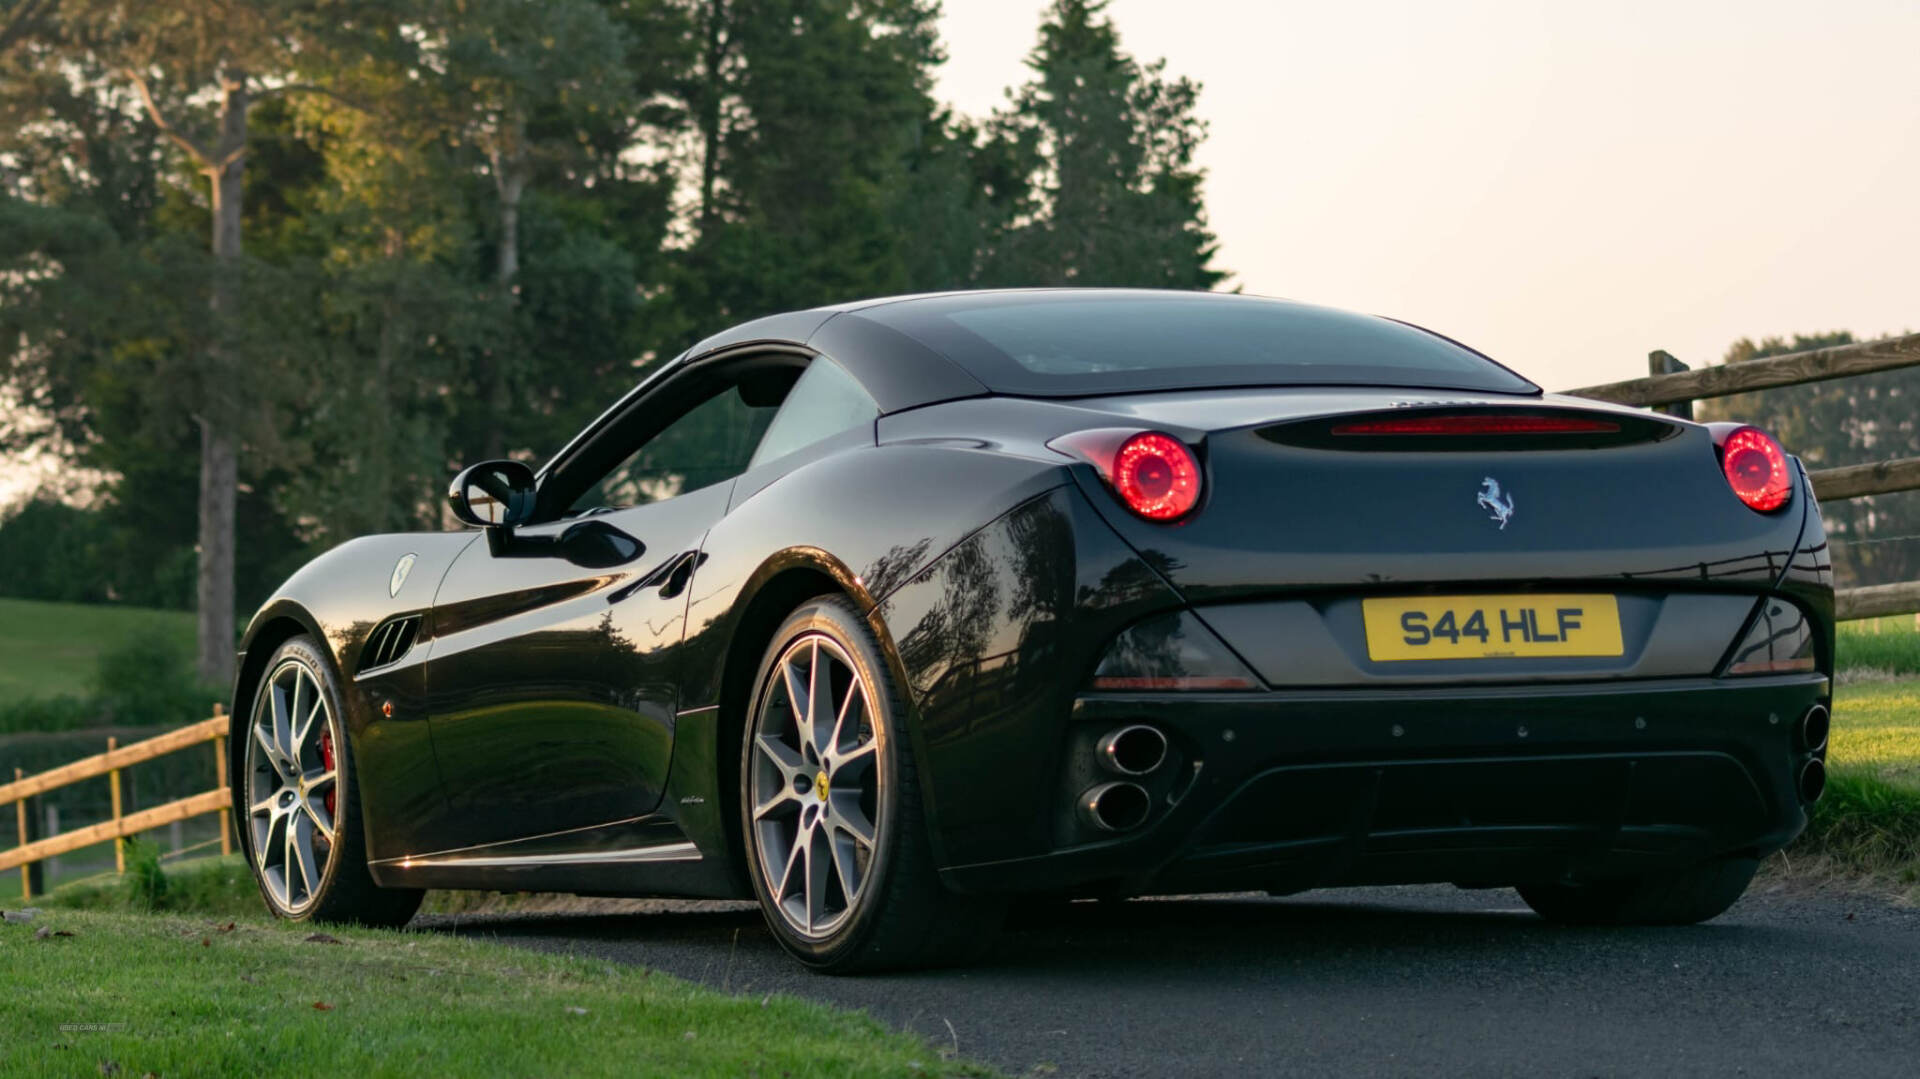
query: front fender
232 530 478 864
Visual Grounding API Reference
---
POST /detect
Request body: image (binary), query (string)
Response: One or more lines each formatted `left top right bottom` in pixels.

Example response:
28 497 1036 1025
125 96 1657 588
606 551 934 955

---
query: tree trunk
196 78 248 689
195 419 238 687
483 135 528 462
697 1 728 227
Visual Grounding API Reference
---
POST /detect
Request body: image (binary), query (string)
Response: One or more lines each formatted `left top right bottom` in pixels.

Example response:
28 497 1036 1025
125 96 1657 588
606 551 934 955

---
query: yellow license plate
1362 594 1623 661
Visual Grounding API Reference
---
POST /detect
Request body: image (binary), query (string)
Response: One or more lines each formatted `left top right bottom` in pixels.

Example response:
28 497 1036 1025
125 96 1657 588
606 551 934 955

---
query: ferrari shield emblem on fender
389 553 417 597
1476 477 1515 530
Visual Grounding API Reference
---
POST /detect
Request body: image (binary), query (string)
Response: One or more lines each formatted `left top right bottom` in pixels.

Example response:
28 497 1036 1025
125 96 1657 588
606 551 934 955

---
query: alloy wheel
749 634 884 940
245 658 339 915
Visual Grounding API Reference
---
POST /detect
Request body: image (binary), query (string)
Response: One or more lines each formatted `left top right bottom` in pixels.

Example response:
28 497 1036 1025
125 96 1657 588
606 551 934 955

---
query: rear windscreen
861 292 1539 397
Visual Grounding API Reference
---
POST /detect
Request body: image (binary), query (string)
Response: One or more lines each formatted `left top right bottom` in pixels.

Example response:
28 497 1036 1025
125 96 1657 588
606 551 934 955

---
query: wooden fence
1568 332 1920 621
0 708 231 901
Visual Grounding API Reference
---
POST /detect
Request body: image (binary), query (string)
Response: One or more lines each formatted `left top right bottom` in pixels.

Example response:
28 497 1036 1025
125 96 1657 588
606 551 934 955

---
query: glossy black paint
231 289 1834 907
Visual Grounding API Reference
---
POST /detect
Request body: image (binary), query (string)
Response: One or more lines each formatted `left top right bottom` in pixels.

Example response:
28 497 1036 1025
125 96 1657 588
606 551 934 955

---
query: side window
572 386 780 512
747 357 878 470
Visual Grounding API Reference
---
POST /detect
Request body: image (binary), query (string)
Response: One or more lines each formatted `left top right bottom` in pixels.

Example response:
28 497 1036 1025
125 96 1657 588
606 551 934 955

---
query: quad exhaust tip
1800 705 1830 753
1098 724 1169 776
1798 758 1827 804
1079 782 1152 832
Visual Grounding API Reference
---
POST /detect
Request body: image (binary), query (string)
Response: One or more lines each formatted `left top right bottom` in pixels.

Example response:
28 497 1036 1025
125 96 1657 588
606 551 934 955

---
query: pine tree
989 0 1224 290
665 0 962 337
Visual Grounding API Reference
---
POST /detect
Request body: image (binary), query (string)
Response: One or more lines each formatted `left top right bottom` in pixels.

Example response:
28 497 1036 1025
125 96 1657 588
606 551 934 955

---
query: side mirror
448 460 537 530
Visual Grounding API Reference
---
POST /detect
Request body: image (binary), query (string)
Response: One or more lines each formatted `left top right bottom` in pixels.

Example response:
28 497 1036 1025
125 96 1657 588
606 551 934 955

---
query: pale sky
938 0 1920 391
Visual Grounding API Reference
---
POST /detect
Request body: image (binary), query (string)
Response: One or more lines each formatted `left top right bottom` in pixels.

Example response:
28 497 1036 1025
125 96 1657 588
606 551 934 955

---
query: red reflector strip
1090 675 1259 691
1332 415 1622 436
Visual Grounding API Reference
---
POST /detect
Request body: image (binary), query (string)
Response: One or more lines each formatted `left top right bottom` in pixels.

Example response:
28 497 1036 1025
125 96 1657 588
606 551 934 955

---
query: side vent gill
358 614 423 674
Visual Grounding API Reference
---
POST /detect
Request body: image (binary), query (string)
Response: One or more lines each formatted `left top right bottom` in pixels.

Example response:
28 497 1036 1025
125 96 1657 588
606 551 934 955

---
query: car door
418 368 786 851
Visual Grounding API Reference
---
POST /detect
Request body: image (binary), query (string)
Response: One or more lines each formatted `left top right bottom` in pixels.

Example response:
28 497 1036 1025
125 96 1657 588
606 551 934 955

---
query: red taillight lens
1719 426 1792 512
1047 428 1205 521
1331 414 1622 436
1112 433 1201 520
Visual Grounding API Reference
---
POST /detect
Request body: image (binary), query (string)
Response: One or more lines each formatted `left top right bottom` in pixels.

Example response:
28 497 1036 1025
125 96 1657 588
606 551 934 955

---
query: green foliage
2 0 1226 620
94 627 219 727
45 854 263 917
0 500 122 605
120 838 172 912
0 695 100 735
1798 769 1920 885
983 0 1225 289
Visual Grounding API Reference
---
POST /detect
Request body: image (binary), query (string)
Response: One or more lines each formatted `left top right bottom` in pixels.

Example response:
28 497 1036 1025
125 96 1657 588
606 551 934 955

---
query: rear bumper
938 673 1829 896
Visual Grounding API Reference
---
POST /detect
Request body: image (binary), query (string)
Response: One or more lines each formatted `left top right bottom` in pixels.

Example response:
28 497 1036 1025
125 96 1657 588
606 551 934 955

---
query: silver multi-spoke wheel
245 658 339 916
749 634 884 940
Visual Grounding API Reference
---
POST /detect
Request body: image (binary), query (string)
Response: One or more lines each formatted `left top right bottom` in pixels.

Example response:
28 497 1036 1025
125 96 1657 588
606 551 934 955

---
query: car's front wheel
238 635 422 928
740 596 1002 972
1517 856 1759 926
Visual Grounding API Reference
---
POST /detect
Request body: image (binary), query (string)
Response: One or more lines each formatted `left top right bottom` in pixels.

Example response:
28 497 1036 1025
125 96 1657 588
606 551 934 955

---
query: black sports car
231 289 1832 971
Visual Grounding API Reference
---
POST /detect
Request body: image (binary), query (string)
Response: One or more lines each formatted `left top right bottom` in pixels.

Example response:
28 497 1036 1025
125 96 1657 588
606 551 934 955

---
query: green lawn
0 905 990 1078
1795 677 1920 891
1837 617 1920 677
0 597 194 701
1829 677 1920 784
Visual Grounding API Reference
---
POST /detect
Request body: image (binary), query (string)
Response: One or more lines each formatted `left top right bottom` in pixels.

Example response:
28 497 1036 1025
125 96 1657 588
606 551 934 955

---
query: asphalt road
423 882 1920 1077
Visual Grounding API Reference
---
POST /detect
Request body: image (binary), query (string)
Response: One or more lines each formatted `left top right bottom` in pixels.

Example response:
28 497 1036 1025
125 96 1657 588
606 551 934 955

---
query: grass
1826 678 1920 785
1794 771 1920 890
1836 616 1920 677
41 849 266 920
1788 676 1920 895
3 906 990 1079
0 597 194 702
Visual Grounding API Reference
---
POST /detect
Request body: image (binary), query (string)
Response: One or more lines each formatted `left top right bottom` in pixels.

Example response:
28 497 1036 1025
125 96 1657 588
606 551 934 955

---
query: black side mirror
554 519 645 568
448 460 537 529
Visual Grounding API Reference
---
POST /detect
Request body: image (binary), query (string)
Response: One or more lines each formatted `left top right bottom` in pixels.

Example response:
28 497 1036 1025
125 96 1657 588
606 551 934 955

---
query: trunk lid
1068 388 1808 604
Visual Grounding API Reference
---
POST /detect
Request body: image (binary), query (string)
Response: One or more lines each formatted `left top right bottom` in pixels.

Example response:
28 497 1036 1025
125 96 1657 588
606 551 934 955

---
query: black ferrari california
230 289 1832 971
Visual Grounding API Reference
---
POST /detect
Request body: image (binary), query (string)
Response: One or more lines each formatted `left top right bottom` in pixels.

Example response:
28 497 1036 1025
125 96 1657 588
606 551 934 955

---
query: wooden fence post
1649 351 1693 420
14 768 27 902
107 736 124 874
213 703 231 857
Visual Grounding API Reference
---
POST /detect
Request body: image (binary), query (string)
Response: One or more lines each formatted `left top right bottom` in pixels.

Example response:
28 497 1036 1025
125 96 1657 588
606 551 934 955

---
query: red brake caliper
320 728 337 821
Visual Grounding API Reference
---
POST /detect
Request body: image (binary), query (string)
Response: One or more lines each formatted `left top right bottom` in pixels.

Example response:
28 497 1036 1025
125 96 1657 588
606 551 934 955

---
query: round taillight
1720 426 1792 512
1112 432 1201 520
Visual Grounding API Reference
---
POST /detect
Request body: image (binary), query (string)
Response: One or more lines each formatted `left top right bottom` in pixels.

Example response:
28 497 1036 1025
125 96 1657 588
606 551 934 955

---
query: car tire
235 635 423 929
739 595 1003 973
1516 856 1759 926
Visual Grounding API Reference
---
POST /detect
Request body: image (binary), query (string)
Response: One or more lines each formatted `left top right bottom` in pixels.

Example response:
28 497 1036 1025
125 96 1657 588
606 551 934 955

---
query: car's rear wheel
239 636 422 928
1517 856 1758 925
740 596 1002 972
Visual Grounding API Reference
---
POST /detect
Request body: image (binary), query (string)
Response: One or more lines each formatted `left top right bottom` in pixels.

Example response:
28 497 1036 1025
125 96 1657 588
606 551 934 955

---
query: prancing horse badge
1476 477 1516 530
389 553 417 597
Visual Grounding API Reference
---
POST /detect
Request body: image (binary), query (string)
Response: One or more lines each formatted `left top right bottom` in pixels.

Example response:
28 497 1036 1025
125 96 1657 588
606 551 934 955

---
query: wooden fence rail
1 709 231 900
1807 457 1920 502
1571 332 1920 408
1565 335 1920 622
